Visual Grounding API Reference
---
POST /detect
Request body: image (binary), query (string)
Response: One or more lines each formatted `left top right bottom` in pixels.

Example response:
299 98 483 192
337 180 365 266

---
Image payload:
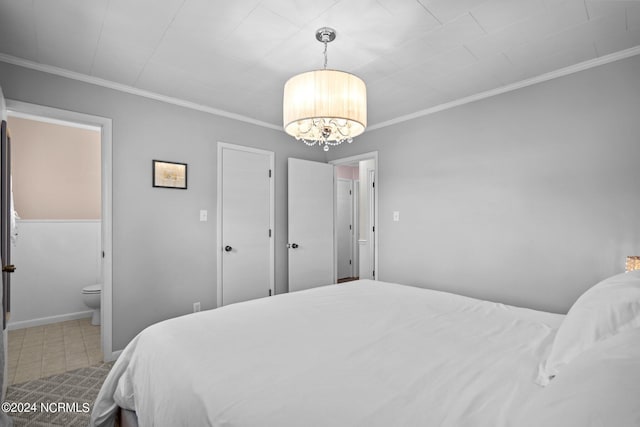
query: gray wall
328 54 640 314
0 62 325 350
2 53 639 351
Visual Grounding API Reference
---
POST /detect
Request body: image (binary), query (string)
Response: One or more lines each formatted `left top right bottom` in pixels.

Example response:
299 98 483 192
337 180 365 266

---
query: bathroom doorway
3 102 113 384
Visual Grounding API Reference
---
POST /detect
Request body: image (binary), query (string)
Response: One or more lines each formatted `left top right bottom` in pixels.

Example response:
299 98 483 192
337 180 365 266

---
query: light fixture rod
323 40 328 69
316 27 336 70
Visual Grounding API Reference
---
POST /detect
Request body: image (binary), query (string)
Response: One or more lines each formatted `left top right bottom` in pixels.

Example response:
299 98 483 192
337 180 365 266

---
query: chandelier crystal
283 28 367 151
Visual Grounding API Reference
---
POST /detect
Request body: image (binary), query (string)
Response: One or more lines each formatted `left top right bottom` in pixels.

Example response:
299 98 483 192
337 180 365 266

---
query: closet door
218 143 274 306
1 120 13 329
287 158 334 292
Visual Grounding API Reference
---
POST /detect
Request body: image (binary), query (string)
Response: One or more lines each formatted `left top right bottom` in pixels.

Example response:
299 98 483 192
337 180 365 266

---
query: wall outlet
199 210 208 222
193 302 201 312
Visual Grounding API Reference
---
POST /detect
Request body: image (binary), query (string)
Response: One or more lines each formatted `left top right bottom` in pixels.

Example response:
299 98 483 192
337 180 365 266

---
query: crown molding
1 45 639 135
368 45 640 131
0 53 282 132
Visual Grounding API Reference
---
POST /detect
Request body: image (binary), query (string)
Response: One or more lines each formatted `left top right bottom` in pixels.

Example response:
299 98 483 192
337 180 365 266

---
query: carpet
4 362 113 427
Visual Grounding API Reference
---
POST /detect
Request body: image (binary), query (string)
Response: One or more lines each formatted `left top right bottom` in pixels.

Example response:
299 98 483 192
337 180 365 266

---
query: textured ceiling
0 0 639 129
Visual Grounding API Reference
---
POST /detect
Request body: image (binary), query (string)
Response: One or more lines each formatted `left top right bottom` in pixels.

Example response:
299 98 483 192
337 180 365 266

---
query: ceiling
0 0 639 130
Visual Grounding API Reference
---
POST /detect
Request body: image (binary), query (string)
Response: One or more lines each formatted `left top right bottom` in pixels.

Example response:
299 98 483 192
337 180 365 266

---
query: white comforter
91 280 563 427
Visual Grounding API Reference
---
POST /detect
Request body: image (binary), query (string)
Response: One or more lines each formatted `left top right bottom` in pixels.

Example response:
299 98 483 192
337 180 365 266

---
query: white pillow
516 328 640 427
537 270 640 386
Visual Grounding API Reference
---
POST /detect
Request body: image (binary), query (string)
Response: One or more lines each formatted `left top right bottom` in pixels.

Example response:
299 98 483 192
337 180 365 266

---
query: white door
288 158 334 292
218 143 274 306
336 179 353 280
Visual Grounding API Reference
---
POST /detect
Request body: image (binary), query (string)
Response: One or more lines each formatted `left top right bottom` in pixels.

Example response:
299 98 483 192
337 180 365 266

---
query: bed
90 274 640 427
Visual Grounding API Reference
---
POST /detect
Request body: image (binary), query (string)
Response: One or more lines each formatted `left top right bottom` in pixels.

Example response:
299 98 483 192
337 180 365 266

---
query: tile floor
7 318 102 385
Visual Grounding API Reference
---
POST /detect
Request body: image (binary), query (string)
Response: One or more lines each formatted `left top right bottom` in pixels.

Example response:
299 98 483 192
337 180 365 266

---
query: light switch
200 210 208 222
393 211 400 222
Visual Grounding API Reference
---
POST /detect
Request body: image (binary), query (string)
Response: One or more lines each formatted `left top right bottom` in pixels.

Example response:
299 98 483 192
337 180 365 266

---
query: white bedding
91 280 564 427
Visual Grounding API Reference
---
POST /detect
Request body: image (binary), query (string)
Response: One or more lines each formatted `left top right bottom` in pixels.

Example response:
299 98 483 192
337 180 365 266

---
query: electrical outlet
193 302 201 312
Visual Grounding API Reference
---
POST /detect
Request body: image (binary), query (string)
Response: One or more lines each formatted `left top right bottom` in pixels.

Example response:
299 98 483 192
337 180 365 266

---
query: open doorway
330 152 378 282
335 165 358 282
4 101 113 386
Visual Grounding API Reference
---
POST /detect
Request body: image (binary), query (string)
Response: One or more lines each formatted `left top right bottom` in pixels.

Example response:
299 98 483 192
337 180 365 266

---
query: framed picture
152 160 187 189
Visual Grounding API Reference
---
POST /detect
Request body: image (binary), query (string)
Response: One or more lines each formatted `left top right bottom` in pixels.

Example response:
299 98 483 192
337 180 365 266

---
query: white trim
0 53 281 132
353 181 359 278
329 151 379 281
6 100 110 131
7 110 101 132
216 142 275 307
368 46 640 131
5 100 116 362
16 219 101 224
216 144 223 307
329 151 378 167
367 169 376 280
2 331 7 398
332 171 338 284
358 240 371 280
101 113 114 361
7 310 92 330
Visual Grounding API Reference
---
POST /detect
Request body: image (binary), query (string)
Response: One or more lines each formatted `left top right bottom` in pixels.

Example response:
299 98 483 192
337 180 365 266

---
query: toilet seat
82 284 102 294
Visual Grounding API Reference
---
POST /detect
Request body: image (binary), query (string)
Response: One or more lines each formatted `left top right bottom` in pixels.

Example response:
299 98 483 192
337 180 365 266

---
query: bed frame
117 408 138 427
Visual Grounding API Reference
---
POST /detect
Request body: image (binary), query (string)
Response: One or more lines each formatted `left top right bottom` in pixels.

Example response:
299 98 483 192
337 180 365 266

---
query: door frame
329 151 379 282
6 100 115 361
352 181 360 278
367 169 376 279
216 142 275 307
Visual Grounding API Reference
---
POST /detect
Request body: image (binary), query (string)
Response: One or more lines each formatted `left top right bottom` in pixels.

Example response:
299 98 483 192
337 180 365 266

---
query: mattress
91 279 564 427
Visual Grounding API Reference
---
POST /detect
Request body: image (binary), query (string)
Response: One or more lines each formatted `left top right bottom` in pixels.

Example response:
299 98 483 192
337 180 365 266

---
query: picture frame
152 160 187 189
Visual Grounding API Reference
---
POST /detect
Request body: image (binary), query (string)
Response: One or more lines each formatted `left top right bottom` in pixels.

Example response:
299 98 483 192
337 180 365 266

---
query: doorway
216 142 274 306
336 170 357 282
5 100 113 374
330 152 378 282
286 153 378 288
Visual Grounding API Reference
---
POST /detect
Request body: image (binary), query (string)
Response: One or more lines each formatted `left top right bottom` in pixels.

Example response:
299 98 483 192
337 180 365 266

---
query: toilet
82 284 102 326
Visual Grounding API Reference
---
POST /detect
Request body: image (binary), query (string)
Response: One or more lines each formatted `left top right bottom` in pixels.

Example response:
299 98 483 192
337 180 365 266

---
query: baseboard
105 349 122 363
7 310 93 330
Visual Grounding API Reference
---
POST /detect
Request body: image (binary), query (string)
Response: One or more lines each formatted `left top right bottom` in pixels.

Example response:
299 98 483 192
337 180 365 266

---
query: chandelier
283 27 367 152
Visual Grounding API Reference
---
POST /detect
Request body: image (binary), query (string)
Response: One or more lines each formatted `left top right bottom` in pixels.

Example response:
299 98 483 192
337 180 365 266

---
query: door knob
287 243 299 249
2 264 15 273
224 246 232 252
